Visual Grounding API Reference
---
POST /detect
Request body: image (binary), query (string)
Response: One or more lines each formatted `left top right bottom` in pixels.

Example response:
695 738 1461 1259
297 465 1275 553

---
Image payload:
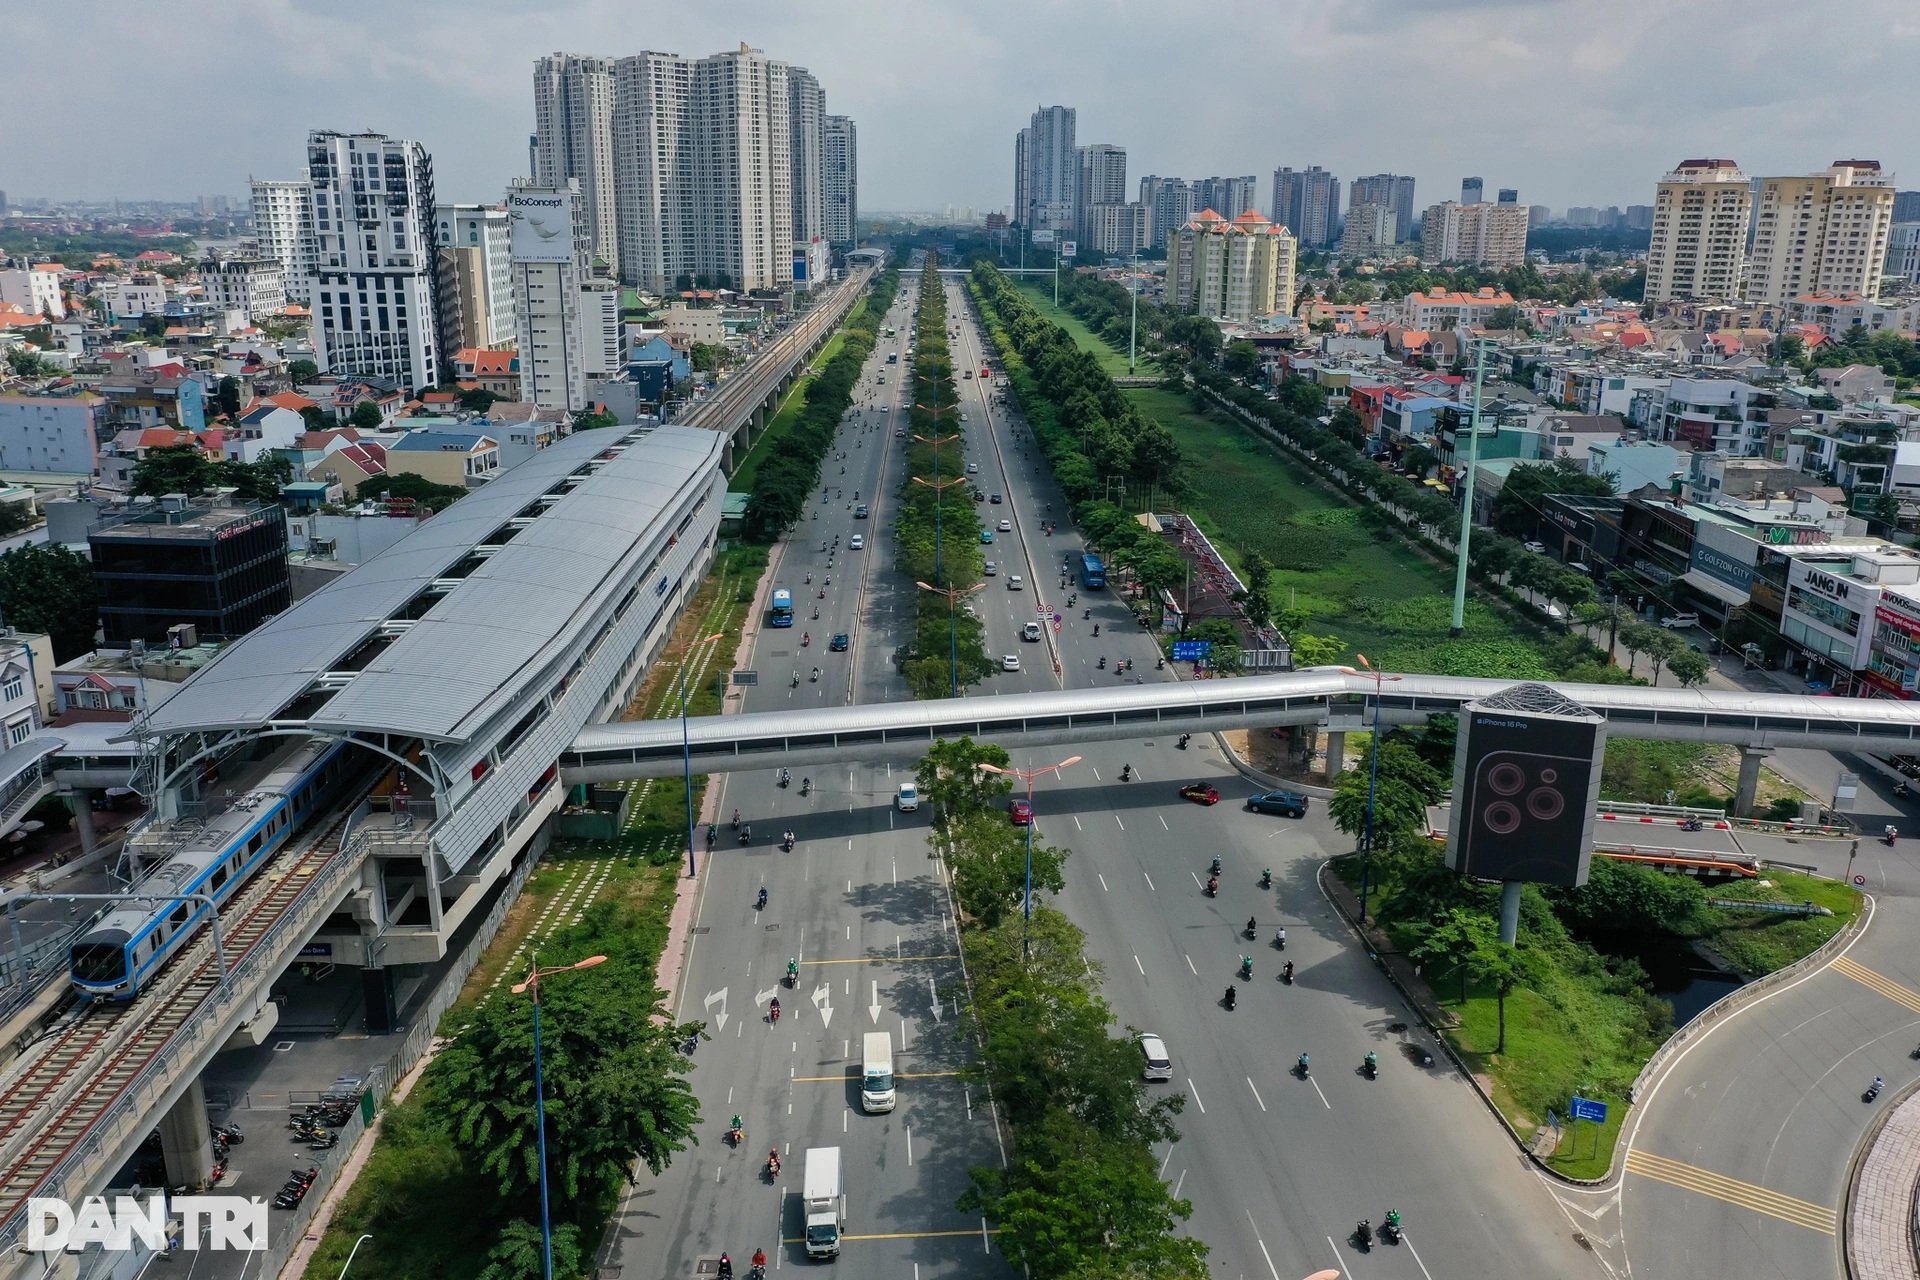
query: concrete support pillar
1735 747 1772 818
157 1078 214 1188
1324 730 1346 779
71 791 98 857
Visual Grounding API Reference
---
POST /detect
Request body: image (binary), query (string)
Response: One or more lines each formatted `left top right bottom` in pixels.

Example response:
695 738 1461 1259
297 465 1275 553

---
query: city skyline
9 0 1920 216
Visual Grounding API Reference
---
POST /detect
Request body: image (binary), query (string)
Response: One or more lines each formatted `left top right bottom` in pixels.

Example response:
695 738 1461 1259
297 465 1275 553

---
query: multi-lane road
611 271 1608 1279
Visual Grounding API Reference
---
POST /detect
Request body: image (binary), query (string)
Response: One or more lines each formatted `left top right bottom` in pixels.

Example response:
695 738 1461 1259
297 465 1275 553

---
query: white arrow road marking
756 984 781 1010
927 974 943 1022
704 988 729 1034
869 979 883 1024
812 981 834 1030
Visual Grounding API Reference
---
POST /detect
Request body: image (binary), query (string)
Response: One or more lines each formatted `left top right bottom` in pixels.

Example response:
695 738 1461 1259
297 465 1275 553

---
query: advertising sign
508 189 575 264
1060 240 1078 258
1172 640 1213 662
1445 696 1605 887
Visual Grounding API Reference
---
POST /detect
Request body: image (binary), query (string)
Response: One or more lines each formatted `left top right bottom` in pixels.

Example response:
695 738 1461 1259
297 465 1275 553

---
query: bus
770 588 795 627
1080 554 1107 589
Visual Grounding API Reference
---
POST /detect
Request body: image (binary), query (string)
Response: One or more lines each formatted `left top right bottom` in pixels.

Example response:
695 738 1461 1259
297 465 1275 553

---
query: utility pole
1449 337 1490 637
1128 247 1139 375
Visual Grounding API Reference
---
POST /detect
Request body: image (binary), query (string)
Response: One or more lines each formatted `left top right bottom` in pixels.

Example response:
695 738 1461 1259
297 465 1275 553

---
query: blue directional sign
1172 640 1213 662
1569 1095 1607 1124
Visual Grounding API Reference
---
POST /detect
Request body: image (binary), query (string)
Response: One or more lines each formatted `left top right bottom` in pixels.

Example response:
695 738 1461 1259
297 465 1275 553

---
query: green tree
218 453 292 504
1547 857 1703 935
129 444 218 497
1327 766 1427 847
1489 460 1616 538
299 405 331 432
0 544 98 659
287 358 319 387
475 1217 584 1280
1618 621 1657 676
944 810 1069 927
4 347 54 378
1667 647 1711 688
458 386 500 414
1290 632 1345 667
356 471 470 513
1411 908 1492 1005
688 342 725 373
915 736 1014 829
573 408 619 430
347 400 385 431
1643 627 1683 685
216 375 242 419
1236 549 1273 630
1221 340 1260 381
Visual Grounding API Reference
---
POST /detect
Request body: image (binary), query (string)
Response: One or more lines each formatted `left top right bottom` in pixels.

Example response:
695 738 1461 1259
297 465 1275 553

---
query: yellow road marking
790 1070 967 1082
801 953 959 966
780 1228 999 1244
1832 956 1920 1014
1624 1149 1834 1234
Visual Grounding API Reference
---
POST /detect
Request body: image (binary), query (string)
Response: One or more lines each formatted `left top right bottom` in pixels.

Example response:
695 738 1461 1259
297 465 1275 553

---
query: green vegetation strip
728 303 861 494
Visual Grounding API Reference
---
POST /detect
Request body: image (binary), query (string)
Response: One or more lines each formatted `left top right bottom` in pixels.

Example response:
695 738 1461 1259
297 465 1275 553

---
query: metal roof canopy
143 425 724 743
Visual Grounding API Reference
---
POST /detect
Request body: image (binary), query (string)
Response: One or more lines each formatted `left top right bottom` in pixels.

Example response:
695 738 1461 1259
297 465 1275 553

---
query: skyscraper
1420 201 1528 267
824 115 858 246
1461 176 1484 205
1013 128 1031 233
509 180 590 412
1271 167 1341 248
305 129 443 391
1166 209 1296 320
435 203 516 350
1138 176 1193 252
788 67 826 243
1024 105 1077 236
1496 188 1519 205
611 50 692 292
1749 160 1896 306
1894 191 1920 223
532 54 619 277
1645 158 1751 305
249 179 317 304
1076 144 1127 243
1350 174 1416 241
1192 176 1258 222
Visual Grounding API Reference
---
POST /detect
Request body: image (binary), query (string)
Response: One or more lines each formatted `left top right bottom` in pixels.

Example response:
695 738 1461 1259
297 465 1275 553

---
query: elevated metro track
560 669 1917 782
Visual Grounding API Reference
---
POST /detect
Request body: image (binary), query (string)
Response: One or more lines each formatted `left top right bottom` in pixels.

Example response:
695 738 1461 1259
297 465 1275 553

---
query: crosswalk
1623 1149 1835 1234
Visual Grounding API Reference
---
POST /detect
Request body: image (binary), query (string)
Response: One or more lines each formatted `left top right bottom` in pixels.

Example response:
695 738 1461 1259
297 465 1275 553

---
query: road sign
1569 1095 1607 1124
1172 640 1212 662
732 670 758 686
1855 874 1867 886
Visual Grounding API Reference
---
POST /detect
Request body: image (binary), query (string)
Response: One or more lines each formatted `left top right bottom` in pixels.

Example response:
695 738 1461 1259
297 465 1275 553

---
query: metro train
69 738 356 1000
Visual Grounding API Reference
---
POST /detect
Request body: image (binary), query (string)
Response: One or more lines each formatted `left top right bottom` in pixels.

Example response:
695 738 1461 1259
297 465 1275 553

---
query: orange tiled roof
264 391 319 412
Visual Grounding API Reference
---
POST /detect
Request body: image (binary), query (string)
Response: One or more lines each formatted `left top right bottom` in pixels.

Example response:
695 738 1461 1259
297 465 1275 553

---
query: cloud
8 0 1920 217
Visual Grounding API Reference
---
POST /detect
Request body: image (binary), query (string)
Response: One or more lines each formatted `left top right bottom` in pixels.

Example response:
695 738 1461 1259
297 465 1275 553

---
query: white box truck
803 1146 844 1259
861 1032 895 1113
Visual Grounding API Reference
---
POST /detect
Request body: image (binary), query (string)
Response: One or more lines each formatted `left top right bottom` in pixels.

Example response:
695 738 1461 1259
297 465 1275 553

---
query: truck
803 1146 844 1258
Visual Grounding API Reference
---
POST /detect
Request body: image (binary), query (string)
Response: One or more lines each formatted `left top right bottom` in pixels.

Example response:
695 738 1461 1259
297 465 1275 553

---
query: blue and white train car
69 738 356 1000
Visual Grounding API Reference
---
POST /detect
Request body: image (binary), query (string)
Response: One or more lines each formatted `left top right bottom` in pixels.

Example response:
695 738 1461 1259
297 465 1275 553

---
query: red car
1178 783 1221 806
1010 799 1034 826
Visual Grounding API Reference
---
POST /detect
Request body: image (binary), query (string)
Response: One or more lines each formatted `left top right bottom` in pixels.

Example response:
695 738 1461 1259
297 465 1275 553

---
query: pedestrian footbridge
563 670 1917 802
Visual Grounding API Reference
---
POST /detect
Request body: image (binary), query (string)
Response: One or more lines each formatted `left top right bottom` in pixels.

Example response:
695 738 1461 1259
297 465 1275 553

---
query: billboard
508 189 575 264
1444 691 1605 887
1060 240 1078 258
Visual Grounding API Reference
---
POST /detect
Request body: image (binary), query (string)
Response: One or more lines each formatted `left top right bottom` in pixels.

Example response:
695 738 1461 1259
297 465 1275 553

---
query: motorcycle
1205 876 1218 896
1363 1053 1378 1079
1098 656 1107 669
212 1122 244 1145
1223 986 1237 1010
1296 1054 1310 1079
1355 1221 1373 1253
739 826 752 846
766 1153 782 1182
1244 918 1257 940
1680 818 1703 832
1240 957 1254 980
1274 929 1287 951
1260 869 1272 889
1866 1077 1885 1103
810 667 821 682
791 673 800 688
757 888 769 910
787 963 799 989
728 1122 745 1146
1178 733 1191 749
1120 764 1133 781
1281 961 1294 984
1156 657 1165 670
1092 624 1100 637
800 778 812 796
1381 1211 1403 1245
1886 828 1900 847
770 1000 782 1024
778 768 790 788
801 633 811 647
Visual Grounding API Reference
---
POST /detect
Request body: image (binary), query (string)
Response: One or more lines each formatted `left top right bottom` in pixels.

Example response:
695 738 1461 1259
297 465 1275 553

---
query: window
2 679 21 703
8 719 29 746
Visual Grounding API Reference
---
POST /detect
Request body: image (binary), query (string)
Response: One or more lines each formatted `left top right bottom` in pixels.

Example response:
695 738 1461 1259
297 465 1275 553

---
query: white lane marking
1247 1219 1283 1280
1115 815 1126 832
906 1125 914 1166
1184 954 1196 975
1186 1078 1206 1114
1159 1145 1173 1177
1247 1077 1267 1112
1143 872 1156 891
1172 1168 1187 1200
1073 815 1084 831
981 1219 991 1253
843 1110 848 1132
1133 954 1144 975
1097 872 1109 892
1404 1232 1438 1280
1160 815 1169 830
1310 1075 1331 1109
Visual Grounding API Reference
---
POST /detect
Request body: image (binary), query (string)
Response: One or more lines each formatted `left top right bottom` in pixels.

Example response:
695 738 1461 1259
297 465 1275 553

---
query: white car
998 519 1011 532
1002 654 1021 671
1008 575 1024 591
849 534 864 550
1660 612 1700 629
1139 1033 1173 1081
1022 622 1042 641
984 560 998 576
1523 540 1547 554
966 462 980 474
896 783 920 812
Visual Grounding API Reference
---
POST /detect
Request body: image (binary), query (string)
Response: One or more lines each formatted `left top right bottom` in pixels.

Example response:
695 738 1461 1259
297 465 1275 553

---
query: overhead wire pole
678 632 725 878
977 756 1081 959
1338 657 1403 925
1450 336 1490 637
512 953 607 1280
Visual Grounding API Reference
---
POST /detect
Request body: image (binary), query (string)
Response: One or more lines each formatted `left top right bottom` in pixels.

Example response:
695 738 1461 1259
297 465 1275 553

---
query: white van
896 782 919 811
861 1031 896 1113
1139 1033 1172 1081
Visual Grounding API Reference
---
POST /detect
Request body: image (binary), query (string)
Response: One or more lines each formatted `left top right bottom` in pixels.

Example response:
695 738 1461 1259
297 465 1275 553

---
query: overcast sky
11 0 1920 216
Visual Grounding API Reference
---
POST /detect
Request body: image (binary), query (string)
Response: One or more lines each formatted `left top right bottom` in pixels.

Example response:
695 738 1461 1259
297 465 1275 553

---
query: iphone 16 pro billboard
1445 707 1604 887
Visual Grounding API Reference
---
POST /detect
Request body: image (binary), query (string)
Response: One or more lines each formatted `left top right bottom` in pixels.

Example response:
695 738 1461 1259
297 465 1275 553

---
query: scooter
800 778 811 796
1223 986 1237 1010
1120 764 1133 781
1362 1053 1378 1080
778 768 790 788
1680 818 1703 832
757 887 769 910
1098 656 1106 669
1177 733 1191 749
1354 1221 1372 1253
1240 957 1254 980
1886 829 1900 847
1205 876 1218 897
1866 1077 1885 1102
739 826 752 846
1260 868 1272 889
1281 961 1294 984
801 633 811 647
1156 657 1165 669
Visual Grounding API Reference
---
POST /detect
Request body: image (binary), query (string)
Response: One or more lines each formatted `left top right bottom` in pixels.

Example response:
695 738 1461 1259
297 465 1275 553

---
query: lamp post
337 1234 375 1280
916 580 984 698
1127 248 1139 376
512 954 609 1280
976 755 1082 958
679 632 725 878
1339 656 1403 925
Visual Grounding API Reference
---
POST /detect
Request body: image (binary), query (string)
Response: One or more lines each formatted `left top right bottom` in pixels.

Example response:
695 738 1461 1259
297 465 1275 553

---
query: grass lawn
728 297 865 492
1122 386 1547 672
1014 281 1141 378
1693 869 1860 976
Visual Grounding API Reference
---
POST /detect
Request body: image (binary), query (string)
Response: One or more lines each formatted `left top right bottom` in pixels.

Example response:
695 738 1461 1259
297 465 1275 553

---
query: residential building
1350 174 1417 241
1022 105 1077 236
688 45 792 292
1076 144 1128 245
249 179 317 303
1814 363 1895 404
788 66 826 243
0 268 63 320
510 180 590 412
610 50 693 292
1625 204 1653 230
792 236 831 290
1401 288 1517 331
434 204 516 349
201 258 286 320
1165 208 1296 322
1644 158 1754 305
1887 222 1920 284
1088 202 1150 256
104 279 168 320
823 114 858 246
89 500 292 646
1461 177 1484 205
1497 188 1519 205
384 429 500 488
580 280 623 382
453 348 521 399
532 53 620 277
1139 175 1194 252
1192 176 1258 223
1651 377 1783 455
1529 204 1552 229
1339 202 1396 258
1013 127 1031 235
97 361 206 433
1420 201 1529 267
1894 191 1920 223
1271 167 1340 249
1537 413 1625 464
1584 438 1686 494
1749 161 1896 307
1785 291 1920 334
0 394 100 476
305 129 444 392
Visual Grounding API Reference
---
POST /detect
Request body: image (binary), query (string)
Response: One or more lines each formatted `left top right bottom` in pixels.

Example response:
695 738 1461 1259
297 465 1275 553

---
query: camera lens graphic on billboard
1445 686 1605 887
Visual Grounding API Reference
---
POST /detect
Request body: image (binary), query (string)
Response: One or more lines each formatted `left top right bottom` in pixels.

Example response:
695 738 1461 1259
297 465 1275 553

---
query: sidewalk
1847 1077 1920 1277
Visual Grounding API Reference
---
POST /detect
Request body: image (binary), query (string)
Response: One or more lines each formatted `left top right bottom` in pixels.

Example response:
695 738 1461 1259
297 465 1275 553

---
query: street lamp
679 632 725 878
916 580 984 699
337 1234 375 1280
512 954 609 1280
976 755 1082 958
1339 656 1404 925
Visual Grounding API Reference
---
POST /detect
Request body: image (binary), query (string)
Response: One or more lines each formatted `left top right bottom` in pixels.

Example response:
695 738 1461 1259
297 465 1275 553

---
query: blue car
1246 790 1310 818
980 530 994 544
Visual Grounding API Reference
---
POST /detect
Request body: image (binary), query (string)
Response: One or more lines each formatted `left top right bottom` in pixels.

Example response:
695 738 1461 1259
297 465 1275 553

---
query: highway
610 267 1606 1279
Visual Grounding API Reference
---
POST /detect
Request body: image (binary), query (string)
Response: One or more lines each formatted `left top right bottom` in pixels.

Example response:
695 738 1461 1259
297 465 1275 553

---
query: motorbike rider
770 996 781 1020
1246 916 1257 937
729 1115 744 1141
1205 874 1219 894
1223 985 1236 1009
1211 855 1223 875
758 886 769 910
765 1151 780 1176
752 1247 769 1271
1282 960 1294 981
1298 1052 1310 1074
718 1254 734 1280
1383 1209 1402 1238
1240 955 1254 979
1365 1051 1378 1074
787 958 799 984
1275 926 1287 949
1121 763 1132 781
1873 1075 1886 1093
